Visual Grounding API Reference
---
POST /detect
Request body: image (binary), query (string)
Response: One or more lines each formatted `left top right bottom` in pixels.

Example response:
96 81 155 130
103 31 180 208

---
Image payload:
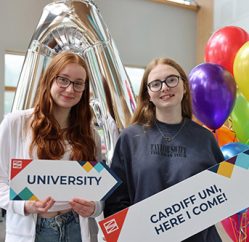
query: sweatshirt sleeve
90 201 104 218
0 114 26 215
104 135 131 217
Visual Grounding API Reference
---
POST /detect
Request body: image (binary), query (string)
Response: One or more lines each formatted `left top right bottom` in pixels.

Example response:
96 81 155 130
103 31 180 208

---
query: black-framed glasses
55 76 86 92
147 75 180 92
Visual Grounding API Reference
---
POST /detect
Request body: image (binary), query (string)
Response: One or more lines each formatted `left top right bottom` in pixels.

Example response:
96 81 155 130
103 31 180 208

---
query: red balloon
205 26 249 75
221 209 249 241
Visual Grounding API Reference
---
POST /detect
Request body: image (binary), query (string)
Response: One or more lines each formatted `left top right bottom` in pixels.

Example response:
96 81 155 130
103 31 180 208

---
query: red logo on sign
10 159 32 179
103 219 119 234
99 208 129 242
13 160 22 169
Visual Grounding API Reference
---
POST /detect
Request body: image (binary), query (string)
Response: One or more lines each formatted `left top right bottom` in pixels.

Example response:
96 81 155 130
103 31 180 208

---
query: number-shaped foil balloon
12 0 136 164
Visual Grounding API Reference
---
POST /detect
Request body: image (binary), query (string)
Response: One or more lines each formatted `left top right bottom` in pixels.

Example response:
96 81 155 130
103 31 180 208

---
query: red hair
29 51 97 161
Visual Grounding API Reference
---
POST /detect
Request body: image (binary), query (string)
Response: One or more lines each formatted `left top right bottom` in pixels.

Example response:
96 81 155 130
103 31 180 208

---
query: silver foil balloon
12 0 137 164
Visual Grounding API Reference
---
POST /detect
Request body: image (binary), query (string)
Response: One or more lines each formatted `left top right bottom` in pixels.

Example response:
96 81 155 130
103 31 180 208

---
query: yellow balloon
234 41 249 101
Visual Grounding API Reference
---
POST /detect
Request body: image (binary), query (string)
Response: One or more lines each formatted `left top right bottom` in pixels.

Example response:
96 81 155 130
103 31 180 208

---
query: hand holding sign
70 199 96 217
24 197 55 215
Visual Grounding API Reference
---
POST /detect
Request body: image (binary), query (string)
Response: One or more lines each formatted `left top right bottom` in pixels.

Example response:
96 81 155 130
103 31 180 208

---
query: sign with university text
99 150 249 242
9 159 121 201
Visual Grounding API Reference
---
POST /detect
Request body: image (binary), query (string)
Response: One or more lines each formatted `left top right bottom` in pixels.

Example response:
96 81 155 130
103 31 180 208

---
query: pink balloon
221 209 249 241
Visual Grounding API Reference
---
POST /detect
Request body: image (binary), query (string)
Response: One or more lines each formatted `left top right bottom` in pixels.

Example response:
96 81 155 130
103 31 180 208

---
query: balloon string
229 119 238 142
239 213 243 242
243 212 247 242
227 117 233 129
244 212 249 242
240 212 248 242
212 129 219 143
229 217 239 242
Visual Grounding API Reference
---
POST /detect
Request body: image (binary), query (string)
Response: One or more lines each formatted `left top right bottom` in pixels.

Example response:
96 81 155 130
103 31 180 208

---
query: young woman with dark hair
104 57 224 242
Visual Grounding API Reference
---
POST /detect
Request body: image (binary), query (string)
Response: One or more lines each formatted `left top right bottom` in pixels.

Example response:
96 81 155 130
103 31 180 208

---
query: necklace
154 118 186 142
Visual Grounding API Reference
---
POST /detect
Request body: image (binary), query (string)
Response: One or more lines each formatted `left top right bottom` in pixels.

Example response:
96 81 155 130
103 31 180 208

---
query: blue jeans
35 210 82 242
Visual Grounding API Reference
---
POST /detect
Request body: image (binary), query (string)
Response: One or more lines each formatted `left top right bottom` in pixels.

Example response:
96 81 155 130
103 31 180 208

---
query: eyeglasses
147 75 180 92
55 76 86 92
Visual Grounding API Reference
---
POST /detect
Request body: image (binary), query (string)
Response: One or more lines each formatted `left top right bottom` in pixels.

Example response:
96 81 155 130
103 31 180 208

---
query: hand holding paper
24 196 55 215
70 198 95 217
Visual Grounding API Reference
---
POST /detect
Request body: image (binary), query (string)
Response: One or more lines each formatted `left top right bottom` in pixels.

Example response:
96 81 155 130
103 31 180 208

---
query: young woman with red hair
0 51 102 242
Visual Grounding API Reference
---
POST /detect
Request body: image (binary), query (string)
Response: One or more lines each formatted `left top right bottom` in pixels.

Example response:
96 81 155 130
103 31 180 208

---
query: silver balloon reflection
12 0 137 164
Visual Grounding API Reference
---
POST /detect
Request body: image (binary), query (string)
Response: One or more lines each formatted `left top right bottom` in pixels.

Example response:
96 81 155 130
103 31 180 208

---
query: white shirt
0 109 103 242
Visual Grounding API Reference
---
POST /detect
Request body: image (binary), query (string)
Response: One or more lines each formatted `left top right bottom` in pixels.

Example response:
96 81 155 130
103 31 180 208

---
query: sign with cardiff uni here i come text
99 150 249 242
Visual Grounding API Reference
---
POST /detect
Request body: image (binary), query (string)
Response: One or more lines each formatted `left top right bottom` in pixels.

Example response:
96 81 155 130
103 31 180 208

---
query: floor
0 216 5 242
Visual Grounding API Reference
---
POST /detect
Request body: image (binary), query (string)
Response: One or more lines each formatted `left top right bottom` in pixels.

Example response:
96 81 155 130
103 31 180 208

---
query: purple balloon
189 63 236 130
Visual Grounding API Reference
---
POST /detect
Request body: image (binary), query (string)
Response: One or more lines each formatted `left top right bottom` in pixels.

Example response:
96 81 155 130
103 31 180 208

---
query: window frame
4 51 25 113
151 0 199 11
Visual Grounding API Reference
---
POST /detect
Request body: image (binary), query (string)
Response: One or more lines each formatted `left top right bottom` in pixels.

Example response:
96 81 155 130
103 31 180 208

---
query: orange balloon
214 125 238 147
200 121 237 147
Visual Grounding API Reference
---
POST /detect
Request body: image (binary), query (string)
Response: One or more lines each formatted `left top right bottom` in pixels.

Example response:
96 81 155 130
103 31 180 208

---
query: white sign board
99 150 249 242
10 159 121 201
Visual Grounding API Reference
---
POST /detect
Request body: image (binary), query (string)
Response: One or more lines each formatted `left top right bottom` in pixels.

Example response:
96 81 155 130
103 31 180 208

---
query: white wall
95 0 197 71
214 0 249 31
0 0 197 120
